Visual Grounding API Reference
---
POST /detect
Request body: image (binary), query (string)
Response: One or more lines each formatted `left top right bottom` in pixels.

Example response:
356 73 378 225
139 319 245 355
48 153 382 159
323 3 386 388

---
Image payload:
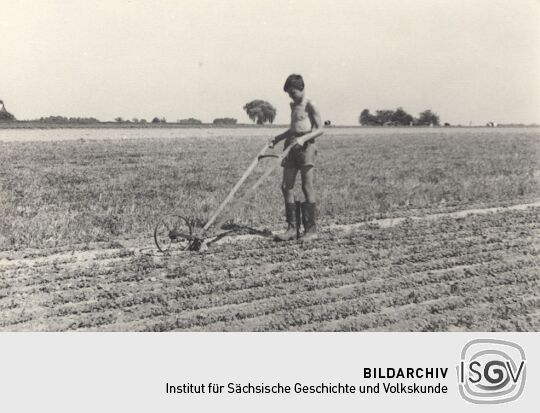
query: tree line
359 108 440 126
4 116 238 125
241 101 443 127
2 97 443 126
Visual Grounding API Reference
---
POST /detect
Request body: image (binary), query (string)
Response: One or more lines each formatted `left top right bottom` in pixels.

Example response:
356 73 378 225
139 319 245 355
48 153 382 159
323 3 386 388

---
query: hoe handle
239 129 324 200
203 142 270 231
213 129 324 229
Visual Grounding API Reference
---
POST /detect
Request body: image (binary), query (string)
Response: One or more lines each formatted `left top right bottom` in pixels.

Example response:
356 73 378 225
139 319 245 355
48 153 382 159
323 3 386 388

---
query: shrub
213 118 237 125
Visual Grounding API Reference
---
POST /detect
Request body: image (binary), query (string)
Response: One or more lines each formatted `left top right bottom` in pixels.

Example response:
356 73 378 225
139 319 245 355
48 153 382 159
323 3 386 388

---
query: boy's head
283 74 304 92
283 74 305 102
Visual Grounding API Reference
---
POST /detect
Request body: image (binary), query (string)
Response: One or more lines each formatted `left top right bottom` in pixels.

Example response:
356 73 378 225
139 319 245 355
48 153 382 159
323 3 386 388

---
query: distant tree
360 107 441 126
417 110 440 126
178 118 203 125
115 117 123 122
391 107 414 126
243 100 276 124
160 117 167 123
140 119 147 124
375 110 395 125
38 116 68 123
68 117 99 123
132 118 139 123
151 117 160 123
359 109 369 125
34 116 98 123
0 111 15 121
0 100 16 122
359 109 378 126
213 118 237 125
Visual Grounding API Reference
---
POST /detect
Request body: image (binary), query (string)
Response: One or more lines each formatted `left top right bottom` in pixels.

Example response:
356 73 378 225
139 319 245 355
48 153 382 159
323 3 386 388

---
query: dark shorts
281 133 317 169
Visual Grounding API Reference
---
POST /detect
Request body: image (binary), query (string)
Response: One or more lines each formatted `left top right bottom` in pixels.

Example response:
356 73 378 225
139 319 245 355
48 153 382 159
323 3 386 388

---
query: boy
269 74 323 242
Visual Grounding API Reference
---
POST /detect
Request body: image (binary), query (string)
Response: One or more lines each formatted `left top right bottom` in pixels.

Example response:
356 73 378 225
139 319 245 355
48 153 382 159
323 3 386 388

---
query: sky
0 0 539 125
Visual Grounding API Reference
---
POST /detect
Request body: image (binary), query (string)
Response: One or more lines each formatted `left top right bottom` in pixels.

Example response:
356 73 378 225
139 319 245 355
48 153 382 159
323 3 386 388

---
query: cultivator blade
188 237 208 252
154 215 193 253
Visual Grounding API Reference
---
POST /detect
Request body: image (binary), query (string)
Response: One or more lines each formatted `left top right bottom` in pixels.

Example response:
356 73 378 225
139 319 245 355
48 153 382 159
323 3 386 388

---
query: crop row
1 250 533 330
57 258 538 331
178 264 537 332
1 221 534 305
1 231 536 328
1 207 537 331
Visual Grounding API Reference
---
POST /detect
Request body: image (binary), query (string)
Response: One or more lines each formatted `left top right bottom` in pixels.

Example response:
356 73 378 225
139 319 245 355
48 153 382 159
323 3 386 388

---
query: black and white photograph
2 1 539 411
0 0 538 334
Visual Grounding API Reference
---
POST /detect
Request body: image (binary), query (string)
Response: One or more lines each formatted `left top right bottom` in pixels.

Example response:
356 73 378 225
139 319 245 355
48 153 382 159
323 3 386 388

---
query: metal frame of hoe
154 129 323 253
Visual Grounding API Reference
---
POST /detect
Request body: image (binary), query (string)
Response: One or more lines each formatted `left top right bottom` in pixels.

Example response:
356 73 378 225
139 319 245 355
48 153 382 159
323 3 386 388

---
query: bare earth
1 128 538 331
1 202 538 331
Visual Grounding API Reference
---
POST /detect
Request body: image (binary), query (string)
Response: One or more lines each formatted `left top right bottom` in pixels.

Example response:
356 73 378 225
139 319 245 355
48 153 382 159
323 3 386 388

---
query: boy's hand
294 136 305 146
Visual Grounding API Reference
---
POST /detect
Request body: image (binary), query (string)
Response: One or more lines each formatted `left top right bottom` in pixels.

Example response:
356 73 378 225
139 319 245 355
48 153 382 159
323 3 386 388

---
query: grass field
0 127 538 331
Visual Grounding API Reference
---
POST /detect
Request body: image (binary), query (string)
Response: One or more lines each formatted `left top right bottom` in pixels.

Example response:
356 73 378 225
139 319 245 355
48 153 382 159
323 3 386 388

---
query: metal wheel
154 215 193 253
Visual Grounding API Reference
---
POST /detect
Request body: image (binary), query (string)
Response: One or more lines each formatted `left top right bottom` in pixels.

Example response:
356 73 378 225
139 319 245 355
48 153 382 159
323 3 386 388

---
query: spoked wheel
154 215 193 253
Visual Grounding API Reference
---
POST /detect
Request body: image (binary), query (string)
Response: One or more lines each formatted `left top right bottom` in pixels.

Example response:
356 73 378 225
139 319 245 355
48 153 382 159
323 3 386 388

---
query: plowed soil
1 204 537 331
1 128 538 331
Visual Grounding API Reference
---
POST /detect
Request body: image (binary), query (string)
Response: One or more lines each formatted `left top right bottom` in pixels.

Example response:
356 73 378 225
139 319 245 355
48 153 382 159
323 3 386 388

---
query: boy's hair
283 74 304 92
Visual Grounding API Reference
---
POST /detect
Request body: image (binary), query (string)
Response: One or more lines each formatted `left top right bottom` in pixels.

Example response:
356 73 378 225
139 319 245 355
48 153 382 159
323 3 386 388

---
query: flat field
0 127 538 331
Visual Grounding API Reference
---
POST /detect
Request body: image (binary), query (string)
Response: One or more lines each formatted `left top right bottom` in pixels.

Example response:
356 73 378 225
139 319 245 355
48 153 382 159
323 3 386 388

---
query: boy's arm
297 101 323 145
268 129 294 148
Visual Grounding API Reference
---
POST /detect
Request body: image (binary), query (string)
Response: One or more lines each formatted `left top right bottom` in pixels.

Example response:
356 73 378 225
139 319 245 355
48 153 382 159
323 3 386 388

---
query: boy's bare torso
290 97 313 134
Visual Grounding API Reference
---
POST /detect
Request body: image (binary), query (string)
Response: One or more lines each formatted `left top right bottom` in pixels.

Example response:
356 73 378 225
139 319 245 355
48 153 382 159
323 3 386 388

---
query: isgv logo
457 339 526 404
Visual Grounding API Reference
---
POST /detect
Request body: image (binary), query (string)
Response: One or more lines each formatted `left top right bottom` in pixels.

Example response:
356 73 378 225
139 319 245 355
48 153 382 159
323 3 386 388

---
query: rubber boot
273 203 297 241
299 202 318 242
